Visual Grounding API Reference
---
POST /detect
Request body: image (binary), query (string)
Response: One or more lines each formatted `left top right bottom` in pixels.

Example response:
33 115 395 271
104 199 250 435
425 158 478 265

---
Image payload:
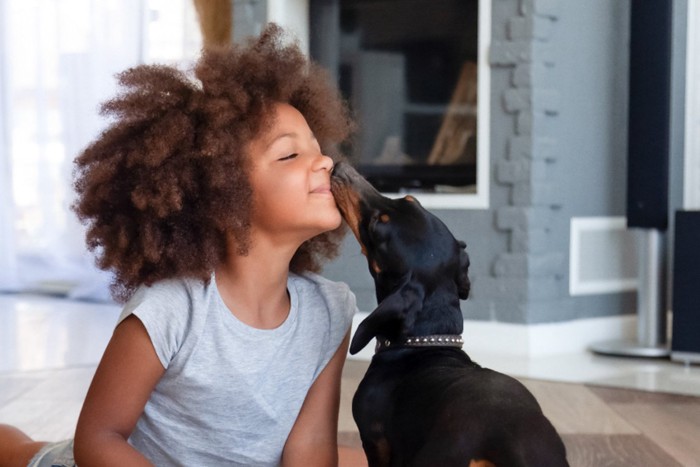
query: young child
0 24 360 466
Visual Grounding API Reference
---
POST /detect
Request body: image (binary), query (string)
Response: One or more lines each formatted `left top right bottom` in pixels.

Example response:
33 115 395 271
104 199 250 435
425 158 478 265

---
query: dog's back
354 348 568 467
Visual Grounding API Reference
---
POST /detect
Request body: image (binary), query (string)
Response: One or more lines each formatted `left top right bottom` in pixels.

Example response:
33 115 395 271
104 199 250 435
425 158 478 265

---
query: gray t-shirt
117 272 357 466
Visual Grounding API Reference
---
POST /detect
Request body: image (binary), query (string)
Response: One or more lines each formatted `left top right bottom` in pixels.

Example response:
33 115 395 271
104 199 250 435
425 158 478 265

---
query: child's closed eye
278 153 298 161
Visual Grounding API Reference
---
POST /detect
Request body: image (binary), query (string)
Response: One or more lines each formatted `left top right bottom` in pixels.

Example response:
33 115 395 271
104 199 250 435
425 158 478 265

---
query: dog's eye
368 212 392 244
370 211 389 224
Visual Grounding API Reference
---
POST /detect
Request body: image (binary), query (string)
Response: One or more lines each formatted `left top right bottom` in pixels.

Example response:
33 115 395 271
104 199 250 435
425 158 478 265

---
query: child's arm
281 331 351 467
74 315 165 466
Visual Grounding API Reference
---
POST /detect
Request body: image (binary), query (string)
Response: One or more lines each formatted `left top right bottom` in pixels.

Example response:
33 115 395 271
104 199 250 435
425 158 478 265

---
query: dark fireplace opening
310 0 480 194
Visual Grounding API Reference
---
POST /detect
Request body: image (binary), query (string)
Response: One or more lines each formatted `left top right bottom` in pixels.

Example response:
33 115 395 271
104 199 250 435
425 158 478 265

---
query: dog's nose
331 161 348 178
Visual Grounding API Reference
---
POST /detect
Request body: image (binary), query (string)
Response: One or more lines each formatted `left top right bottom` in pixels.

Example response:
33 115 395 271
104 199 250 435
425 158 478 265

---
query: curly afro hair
73 24 354 302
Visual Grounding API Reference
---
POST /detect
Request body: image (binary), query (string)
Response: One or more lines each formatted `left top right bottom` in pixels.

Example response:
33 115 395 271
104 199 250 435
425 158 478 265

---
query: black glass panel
310 0 479 193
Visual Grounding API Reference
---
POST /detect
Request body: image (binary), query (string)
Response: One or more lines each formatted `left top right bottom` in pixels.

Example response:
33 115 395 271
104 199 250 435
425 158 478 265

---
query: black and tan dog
331 162 568 467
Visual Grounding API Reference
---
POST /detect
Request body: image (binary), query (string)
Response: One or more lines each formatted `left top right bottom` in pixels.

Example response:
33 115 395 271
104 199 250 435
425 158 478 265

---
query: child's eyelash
278 153 298 161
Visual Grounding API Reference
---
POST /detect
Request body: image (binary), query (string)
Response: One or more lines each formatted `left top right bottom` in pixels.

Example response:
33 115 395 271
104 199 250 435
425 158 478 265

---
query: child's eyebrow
265 131 317 150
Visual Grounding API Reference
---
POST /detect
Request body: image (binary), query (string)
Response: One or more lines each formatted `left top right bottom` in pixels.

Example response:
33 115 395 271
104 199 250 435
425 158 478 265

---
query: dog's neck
411 292 464 336
374 291 465 351
370 281 465 351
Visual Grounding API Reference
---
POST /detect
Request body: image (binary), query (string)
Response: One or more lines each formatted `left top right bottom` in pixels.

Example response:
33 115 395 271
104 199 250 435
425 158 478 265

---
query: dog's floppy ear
456 240 471 300
349 273 425 355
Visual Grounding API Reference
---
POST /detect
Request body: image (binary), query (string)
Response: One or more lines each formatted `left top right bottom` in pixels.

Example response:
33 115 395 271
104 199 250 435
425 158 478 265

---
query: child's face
248 103 342 243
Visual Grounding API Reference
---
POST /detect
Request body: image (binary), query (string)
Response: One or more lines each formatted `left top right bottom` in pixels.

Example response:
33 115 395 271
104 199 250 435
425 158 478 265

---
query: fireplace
309 0 488 205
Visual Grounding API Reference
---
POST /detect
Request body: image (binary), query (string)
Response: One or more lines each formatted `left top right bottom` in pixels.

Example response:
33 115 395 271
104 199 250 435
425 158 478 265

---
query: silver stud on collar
375 334 464 353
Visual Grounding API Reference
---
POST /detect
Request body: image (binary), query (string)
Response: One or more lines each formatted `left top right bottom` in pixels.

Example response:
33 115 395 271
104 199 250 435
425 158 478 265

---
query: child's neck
215 240 295 330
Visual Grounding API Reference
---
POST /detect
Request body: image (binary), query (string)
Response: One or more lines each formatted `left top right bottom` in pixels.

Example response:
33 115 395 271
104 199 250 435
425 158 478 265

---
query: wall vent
570 217 638 296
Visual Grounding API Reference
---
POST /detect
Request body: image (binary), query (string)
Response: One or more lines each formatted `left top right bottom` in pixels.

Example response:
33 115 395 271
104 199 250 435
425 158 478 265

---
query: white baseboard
347 312 637 361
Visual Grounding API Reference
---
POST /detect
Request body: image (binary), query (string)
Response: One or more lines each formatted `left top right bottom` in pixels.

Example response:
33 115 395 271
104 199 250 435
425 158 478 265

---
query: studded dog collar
374 335 464 353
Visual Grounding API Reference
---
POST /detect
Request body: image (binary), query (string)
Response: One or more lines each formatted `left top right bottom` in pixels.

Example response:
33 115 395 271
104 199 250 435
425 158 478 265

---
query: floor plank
561 434 683 467
588 384 700 405
610 403 700 467
338 431 363 450
519 379 638 435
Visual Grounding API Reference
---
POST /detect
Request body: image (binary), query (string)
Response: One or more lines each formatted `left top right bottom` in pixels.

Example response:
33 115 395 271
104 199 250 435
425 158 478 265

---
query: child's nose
314 153 334 172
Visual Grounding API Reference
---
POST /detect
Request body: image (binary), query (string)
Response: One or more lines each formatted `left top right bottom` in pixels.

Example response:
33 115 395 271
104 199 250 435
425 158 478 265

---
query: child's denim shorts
27 439 76 467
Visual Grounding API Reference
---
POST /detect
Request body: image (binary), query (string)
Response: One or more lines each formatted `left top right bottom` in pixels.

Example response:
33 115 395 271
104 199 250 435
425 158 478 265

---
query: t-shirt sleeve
338 284 358 340
117 280 192 369
319 278 359 367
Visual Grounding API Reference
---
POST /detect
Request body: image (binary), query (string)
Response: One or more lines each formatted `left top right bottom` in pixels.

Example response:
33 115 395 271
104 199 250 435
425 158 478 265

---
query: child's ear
349 273 425 354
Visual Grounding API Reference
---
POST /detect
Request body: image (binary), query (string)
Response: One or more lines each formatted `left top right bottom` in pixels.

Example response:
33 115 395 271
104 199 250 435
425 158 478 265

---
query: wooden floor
339 360 700 467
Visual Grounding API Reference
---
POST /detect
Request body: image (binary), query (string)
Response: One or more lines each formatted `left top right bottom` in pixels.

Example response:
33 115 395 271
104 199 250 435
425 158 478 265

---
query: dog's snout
331 162 384 201
330 161 355 183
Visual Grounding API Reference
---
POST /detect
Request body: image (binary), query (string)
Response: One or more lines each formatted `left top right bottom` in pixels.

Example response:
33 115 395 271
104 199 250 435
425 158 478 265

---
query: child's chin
315 213 343 235
327 212 343 230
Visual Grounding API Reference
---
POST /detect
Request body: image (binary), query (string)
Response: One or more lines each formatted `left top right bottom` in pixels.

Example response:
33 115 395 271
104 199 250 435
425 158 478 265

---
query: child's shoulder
291 271 351 295
120 276 211 320
291 272 356 315
131 276 206 302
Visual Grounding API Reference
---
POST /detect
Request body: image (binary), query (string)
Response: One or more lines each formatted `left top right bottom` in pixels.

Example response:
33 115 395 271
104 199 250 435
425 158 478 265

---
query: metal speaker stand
590 229 670 358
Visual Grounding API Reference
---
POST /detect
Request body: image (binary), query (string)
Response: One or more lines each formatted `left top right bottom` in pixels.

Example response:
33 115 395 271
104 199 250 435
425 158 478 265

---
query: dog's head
331 162 470 354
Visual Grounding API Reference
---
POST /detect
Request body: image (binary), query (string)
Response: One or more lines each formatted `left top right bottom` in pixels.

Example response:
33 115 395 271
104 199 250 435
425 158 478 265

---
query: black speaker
671 211 700 362
626 0 672 231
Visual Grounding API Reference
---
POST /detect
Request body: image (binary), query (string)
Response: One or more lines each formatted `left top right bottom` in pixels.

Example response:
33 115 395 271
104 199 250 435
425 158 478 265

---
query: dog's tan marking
469 460 496 467
375 437 391 465
404 195 416 202
367 422 392 463
332 185 362 241
371 259 382 274
379 213 390 223
332 183 373 257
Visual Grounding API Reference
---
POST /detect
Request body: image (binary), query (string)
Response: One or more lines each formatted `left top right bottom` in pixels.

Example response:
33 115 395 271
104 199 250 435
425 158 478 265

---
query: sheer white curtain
0 0 200 301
